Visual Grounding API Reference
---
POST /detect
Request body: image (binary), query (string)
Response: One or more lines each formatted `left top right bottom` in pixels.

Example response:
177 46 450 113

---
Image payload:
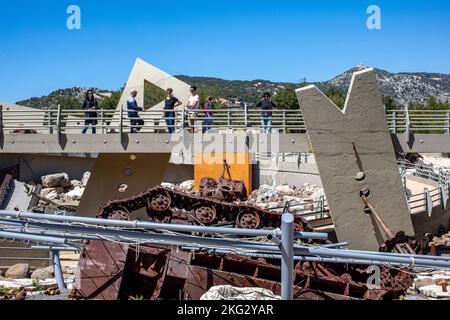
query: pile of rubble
0 263 75 300
37 172 91 207
429 232 450 249
161 180 195 194
411 271 450 299
245 183 325 210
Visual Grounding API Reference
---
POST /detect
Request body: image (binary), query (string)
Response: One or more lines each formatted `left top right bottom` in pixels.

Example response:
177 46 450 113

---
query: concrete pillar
76 153 170 219
296 69 414 250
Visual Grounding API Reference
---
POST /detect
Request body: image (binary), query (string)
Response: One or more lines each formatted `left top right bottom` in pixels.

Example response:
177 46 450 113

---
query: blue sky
0 0 449 102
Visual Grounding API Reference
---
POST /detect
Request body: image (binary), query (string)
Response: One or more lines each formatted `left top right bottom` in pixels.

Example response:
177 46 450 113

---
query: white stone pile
0 263 75 293
412 271 450 299
39 171 91 205
246 183 325 211
161 180 195 194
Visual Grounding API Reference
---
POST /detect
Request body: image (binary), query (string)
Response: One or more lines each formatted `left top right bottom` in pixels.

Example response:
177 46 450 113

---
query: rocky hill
16 66 450 109
321 64 450 106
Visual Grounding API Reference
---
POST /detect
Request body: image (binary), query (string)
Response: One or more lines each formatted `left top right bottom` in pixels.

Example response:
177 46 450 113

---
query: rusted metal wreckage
71 182 416 301
198 160 248 202
74 242 412 300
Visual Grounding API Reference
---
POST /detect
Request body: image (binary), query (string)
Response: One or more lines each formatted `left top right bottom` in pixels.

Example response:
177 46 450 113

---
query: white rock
65 186 84 201
71 180 82 188
5 264 30 279
45 190 59 201
418 284 450 298
276 185 295 195
31 266 54 280
161 182 176 190
81 172 91 187
201 285 280 300
0 281 23 290
179 180 195 192
41 187 64 198
41 173 71 188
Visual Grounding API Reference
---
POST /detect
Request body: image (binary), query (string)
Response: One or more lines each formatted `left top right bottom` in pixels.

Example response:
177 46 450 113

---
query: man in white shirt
186 86 200 132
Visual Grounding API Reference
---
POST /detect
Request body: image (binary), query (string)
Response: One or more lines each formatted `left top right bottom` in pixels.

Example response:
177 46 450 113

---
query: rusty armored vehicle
198 160 247 202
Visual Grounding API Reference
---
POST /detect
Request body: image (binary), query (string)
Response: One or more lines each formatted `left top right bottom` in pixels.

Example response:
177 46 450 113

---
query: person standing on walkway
202 96 214 133
127 89 145 133
256 92 277 133
186 86 200 133
82 89 99 134
164 88 182 134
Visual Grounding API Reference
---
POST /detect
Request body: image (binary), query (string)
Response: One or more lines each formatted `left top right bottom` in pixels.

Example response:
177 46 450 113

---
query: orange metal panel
194 152 252 193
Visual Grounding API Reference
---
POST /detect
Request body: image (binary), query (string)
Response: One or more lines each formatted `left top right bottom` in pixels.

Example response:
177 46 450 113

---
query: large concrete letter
296 69 414 250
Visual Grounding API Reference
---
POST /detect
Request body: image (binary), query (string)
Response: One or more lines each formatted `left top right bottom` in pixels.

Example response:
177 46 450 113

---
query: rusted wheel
148 191 172 212
110 207 130 221
236 211 261 229
194 206 217 225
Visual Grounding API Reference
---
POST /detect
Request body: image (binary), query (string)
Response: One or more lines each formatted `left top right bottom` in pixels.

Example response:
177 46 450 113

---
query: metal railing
2 210 450 298
2 105 448 135
270 160 450 222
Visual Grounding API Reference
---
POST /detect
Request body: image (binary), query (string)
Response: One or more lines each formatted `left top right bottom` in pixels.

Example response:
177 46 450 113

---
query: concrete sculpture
296 68 415 250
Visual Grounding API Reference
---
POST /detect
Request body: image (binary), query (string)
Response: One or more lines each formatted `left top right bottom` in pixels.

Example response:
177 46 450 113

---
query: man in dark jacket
127 89 144 133
256 92 277 133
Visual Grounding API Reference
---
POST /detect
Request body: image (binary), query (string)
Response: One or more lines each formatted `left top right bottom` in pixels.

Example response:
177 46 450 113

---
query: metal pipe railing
0 210 328 240
4 108 448 134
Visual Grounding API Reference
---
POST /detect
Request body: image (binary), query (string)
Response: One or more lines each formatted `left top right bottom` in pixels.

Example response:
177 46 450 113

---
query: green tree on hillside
273 85 299 110
325 86 345 109
383 96 400 110
100 91 122 110
56 97 80 110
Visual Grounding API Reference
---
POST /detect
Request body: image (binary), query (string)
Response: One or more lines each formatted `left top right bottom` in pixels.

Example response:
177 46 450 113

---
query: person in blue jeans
202 96 214 133
127 89 145 133
82 89 99 134
256 92 277 133
164 88 182 133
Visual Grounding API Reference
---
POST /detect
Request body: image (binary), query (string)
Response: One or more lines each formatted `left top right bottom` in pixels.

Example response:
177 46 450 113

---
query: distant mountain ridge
16 66 450 109
321 64 450 106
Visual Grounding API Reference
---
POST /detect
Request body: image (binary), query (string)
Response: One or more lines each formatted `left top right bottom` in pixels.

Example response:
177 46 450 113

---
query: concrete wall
0 154 96 183
258 160 322 187
411 199 450 236
0 154 195 186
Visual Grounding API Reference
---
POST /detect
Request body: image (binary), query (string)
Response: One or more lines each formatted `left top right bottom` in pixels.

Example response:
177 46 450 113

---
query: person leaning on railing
82 89 99 134
256 92 277 134
127 89 145 133
164 88 182 134
202 96 214 134
186 86 200 133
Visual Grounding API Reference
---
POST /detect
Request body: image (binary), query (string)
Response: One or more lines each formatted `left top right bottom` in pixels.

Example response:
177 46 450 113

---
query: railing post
181 107 186 132
283 111 286 133
440 186 448 211
244 103 248 130
0 105 3 137
281 212 294 301
424 188 433 217
320 195 325 218
392 111 397 134
119 105 124 140
56 105 62 144
446 111 450 135
405 105 410 143
51 250 66 290
101 109 105 134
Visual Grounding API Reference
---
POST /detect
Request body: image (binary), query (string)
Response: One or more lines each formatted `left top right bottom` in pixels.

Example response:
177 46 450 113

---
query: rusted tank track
98 186 313 232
